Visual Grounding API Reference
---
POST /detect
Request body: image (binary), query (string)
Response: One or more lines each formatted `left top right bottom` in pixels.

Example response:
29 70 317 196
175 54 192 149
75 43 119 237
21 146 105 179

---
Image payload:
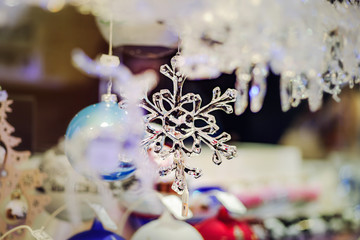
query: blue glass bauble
65 94 135 181
65 97 125 140
68 219 125 240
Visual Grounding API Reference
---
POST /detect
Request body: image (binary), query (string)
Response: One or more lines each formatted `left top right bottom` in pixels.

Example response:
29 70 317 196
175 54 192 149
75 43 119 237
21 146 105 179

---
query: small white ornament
131 211 203 240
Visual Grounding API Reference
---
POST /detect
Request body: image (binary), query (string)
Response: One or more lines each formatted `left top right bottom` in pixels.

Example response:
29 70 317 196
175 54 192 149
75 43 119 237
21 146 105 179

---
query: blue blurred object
187 186 225 225
68 219 125 240
192 186 225 205
192 186 225 195
65 97 136 181
129 212 160 230
101 161 136 181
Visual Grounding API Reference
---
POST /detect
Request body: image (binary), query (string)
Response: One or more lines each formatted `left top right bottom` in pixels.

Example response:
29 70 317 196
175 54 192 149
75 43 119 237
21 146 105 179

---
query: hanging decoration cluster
1 0 360 112
174 0 360 114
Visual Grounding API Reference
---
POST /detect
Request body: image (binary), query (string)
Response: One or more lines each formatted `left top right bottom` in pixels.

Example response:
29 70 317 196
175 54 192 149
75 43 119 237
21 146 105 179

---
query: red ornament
195 207 257 240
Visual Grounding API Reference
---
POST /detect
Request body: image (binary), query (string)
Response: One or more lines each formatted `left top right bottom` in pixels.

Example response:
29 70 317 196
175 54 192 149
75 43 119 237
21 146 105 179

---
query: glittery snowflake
140 54 237 194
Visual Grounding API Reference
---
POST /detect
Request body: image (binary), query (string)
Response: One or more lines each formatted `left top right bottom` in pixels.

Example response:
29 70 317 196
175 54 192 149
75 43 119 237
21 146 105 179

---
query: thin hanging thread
177 34 182 55
108 16 113 56
107 16 113 95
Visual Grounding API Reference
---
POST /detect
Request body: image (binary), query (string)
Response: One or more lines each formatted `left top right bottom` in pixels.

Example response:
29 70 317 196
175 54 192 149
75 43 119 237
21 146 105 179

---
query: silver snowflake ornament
141 54 237 194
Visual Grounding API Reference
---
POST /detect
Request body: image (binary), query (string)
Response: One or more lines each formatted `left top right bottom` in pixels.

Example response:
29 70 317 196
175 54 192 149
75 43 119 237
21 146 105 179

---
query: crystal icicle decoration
280 72 309 112
280 71 323 112
234 68 251 115
234 63 268 115
321 30 347 102
249 63 268 113
307 70 323 112
280 71 294 112
140 54 237 196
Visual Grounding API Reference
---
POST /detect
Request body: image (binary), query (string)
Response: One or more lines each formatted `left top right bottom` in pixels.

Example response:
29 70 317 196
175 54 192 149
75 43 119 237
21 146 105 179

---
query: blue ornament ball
65 94 135 181
68 219 125 240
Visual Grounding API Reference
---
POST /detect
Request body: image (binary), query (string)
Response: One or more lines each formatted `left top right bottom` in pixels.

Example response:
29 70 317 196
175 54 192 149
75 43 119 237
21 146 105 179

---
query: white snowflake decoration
141 54 237 195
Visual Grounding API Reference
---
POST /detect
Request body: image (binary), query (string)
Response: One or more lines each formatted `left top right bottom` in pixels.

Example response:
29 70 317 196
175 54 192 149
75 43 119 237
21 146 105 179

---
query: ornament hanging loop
107 76 113 95
99 15 120 96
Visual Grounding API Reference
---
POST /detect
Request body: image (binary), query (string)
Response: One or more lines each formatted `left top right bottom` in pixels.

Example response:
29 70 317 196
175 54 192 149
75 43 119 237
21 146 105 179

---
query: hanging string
108 16 113 57
177 33 182 55
107 16 114 95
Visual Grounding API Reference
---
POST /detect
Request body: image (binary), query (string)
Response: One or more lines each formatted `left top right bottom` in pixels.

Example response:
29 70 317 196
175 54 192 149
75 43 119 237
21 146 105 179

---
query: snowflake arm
160 59 187 106
180 93 202 112
140 97 162 118
159 163 176 176
141 130 164 149
199 133 237 165
198 87 237 115
152 89 174 114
